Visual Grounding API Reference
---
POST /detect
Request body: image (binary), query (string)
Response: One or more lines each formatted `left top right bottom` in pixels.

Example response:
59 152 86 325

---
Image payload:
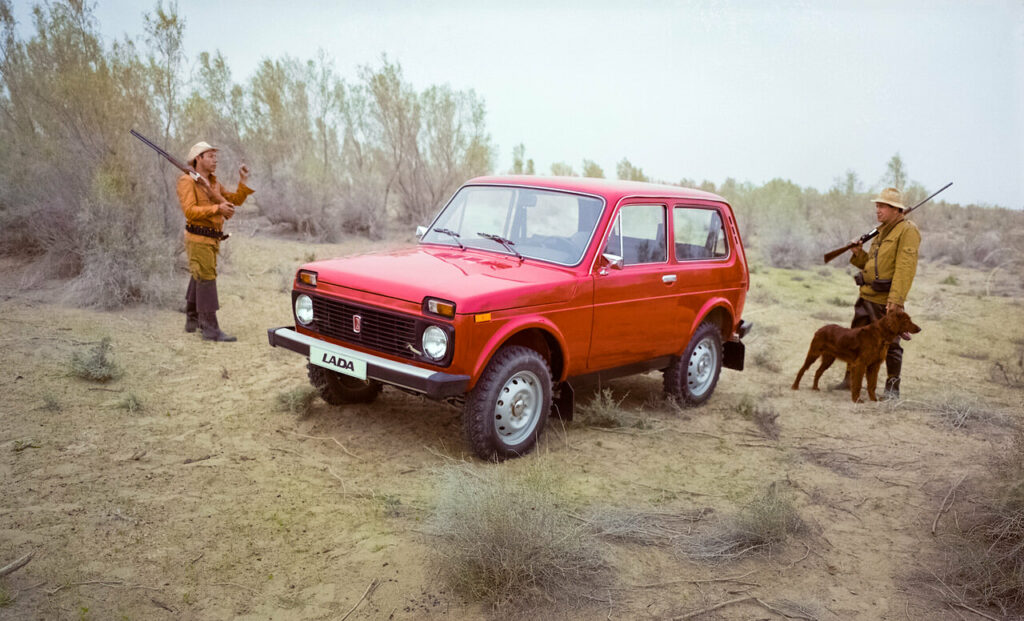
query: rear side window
673 207 728 261
603 204 666 265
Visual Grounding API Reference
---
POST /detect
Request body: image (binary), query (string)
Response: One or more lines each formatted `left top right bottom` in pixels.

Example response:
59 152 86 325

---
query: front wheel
664 321 723 406
307 363 382 405
463 346 552 461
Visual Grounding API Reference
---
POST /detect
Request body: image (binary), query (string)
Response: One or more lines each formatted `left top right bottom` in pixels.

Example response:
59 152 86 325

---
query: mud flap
723 340 745 371
551 381 574 420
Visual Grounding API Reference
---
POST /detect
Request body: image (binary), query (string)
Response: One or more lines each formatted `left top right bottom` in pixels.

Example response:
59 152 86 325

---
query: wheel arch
469 318 568 389
690 298 736 343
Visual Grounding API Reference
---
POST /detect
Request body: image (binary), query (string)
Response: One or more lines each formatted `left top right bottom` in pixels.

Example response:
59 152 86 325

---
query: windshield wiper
433 227 464 250
477 232 523 261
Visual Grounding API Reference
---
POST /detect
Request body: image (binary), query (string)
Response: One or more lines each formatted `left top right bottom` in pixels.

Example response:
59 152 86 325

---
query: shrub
118 392 143 414
70 337 121 382
933 430 1024 616
276 387 318 416
681 483 803 561
577 388 632 428
428 463 605 610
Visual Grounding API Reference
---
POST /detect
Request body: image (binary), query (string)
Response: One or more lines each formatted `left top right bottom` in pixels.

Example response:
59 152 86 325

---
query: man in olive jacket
178 141 254 342
837 187 921 398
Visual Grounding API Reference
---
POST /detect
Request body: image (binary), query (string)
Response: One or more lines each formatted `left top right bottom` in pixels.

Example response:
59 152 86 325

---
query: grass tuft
989 347 1024 389
428 463 605 611
932 429 1024 616
276 387 318 417
680 482 803 562
69 337 121 382
118 392 143 414
577 388 643 428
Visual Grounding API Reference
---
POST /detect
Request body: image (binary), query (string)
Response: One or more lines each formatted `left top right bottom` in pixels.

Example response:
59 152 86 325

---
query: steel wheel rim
493 370 542 445
687 337 718 396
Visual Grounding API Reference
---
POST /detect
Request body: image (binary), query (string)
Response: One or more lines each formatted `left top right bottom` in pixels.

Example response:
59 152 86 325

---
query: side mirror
601 253 624 270
416 225 427 239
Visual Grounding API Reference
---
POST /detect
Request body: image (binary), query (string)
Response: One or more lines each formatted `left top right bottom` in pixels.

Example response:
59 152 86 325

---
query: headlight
295 294 314 325
422 325 448 360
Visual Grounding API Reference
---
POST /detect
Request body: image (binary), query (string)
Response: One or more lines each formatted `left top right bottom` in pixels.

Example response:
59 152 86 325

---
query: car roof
465 175 729 205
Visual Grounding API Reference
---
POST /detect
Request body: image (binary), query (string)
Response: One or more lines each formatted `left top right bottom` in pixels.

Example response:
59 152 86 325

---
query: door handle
662 274 677 283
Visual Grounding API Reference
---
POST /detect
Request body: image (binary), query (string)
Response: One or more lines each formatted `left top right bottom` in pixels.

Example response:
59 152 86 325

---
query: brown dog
791 309 921 402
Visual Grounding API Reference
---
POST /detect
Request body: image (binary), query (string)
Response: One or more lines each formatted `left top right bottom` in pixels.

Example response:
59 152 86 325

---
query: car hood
307 246 583 314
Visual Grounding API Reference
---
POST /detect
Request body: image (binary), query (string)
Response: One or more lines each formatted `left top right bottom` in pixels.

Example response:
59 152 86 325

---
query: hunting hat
187 141 217 165
872 187 905 211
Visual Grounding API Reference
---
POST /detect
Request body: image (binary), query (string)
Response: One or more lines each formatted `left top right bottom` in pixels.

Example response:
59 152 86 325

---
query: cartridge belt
185 224 229 240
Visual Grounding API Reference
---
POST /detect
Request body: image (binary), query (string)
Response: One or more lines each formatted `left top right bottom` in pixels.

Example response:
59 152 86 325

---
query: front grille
311 297 419 360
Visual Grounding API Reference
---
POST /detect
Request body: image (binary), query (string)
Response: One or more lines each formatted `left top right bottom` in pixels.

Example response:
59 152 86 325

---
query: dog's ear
905 316 922 334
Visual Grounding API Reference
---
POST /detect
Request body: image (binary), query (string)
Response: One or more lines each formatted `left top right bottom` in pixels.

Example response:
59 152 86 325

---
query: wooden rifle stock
822 182 952 264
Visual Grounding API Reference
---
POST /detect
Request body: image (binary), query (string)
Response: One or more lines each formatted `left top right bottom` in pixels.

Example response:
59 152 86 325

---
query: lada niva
268 176 751 460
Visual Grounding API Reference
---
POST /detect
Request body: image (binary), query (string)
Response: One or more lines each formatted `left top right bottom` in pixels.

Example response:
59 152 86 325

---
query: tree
549 161 576 176
581 159 604 178
883 152 907 191
511 143 535 175
616 158 648 182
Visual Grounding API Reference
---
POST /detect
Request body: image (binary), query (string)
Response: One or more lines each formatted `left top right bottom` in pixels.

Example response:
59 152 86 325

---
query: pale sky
12 0 1024 207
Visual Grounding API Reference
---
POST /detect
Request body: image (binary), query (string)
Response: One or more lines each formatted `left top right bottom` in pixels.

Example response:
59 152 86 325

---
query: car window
603 204 666 265
673 206 728 260
421 186 604 265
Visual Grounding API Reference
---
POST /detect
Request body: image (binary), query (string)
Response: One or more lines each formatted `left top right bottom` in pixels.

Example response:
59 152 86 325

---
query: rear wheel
664 321 722 406
307 363 382 405
463 346 552 461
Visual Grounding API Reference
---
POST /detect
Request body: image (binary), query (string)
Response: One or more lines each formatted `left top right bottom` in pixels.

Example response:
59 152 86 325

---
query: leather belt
185 224 229 240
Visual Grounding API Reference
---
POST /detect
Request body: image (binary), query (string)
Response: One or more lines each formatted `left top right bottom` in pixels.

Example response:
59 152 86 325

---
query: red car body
269 176 750 460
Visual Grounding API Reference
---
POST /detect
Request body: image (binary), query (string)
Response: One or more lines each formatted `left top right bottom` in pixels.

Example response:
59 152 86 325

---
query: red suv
268 176 751 460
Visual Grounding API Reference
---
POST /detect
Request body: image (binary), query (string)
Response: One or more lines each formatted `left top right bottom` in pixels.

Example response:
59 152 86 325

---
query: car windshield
421 186 605 265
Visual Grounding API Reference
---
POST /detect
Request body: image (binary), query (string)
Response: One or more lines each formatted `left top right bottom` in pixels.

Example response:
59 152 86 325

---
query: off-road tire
307 363 382 405
664 321 723 406
462 346 552 461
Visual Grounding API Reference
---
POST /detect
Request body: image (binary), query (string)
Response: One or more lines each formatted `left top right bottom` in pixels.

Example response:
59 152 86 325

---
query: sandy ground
1 218 1022 620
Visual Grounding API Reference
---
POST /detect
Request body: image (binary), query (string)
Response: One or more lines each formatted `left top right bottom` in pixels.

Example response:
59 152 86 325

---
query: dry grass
576 388 650 429
69 337 121 383
736 396 781 440
276 387 318 417
932 429 1024 617
989 347 1024 389
679 482 803 562
585 507 712 545
117 392 143 415
427 463 606 611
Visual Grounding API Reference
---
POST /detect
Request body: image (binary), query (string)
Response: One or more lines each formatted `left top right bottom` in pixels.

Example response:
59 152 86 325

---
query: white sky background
13 0 1024 207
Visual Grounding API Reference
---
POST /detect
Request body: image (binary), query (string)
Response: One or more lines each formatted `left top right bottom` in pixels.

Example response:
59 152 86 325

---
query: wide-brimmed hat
872 187 905 211
186 141 217 164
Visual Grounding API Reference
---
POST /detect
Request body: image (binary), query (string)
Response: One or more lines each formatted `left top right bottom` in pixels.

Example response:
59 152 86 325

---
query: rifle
129 129 231 206
823 182 952 263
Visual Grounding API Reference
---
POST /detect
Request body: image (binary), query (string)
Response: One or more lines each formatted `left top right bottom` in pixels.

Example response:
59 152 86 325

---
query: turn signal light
424 297 456 318
298 270 317 286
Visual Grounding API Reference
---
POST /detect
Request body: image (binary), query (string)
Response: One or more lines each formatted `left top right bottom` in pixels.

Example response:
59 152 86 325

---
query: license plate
310 345 367 380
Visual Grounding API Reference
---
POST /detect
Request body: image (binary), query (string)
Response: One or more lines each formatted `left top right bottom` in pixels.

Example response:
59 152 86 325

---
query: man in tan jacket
178 141 254 342
836 187 921 398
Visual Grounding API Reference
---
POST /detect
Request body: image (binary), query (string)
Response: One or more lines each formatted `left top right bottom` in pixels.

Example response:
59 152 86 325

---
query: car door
667 203 733 336
587 202 680 370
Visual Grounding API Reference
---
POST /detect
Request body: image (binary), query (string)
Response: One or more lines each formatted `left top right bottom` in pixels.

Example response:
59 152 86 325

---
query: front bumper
267 327 470 399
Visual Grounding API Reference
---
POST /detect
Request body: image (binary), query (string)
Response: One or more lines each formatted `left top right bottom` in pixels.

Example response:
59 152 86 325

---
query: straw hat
872 187 905 211
186 141 217 165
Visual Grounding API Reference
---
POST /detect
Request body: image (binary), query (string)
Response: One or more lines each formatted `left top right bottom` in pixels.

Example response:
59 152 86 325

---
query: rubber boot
196 279 236 342
831 369 851 391
884 343 902 399
185 277 199 333
884 376 901 400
